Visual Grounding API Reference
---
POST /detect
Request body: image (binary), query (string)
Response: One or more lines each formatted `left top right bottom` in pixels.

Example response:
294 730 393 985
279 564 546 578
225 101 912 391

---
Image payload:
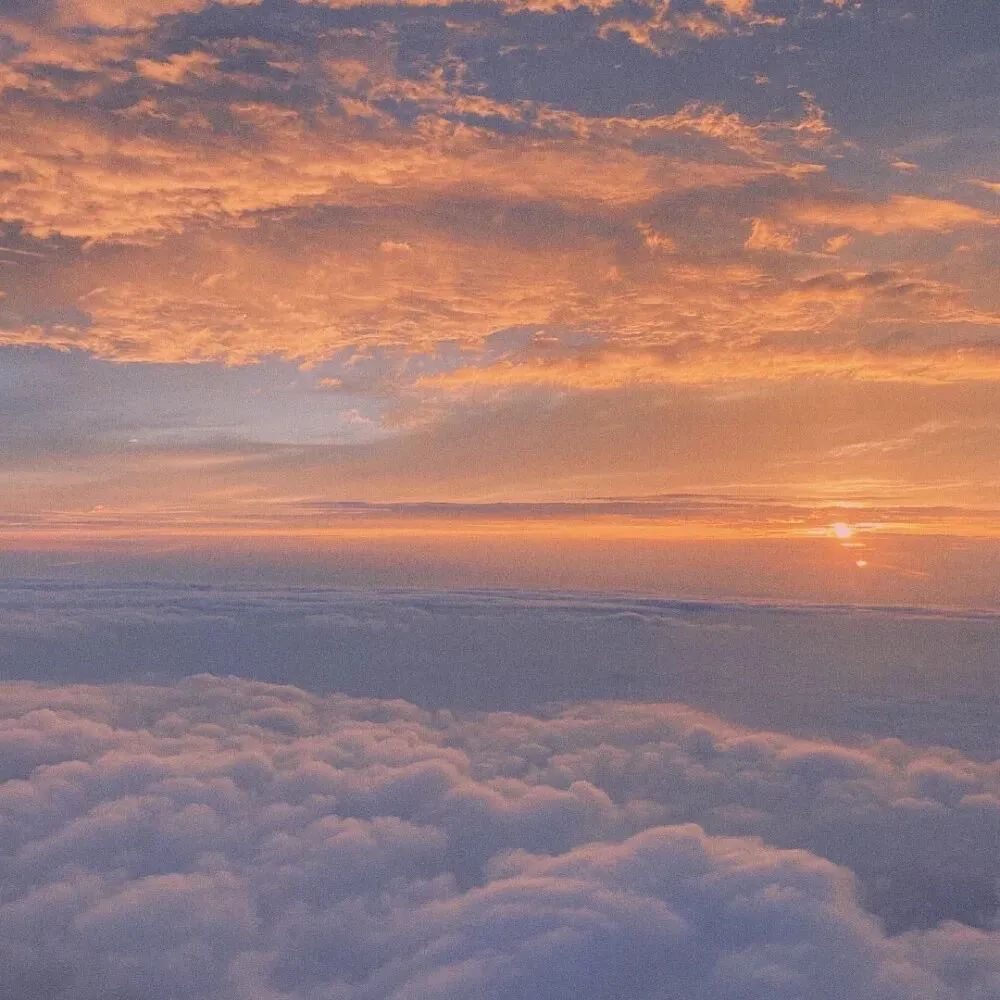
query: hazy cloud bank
2 581 999 755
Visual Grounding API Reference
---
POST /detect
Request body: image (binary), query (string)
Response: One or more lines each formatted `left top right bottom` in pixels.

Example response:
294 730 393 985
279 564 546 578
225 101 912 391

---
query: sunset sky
4 7 1000 998
1 0 998 603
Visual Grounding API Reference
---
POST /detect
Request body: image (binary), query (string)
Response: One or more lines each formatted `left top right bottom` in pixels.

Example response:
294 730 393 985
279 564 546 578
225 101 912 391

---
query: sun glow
831 522 854 540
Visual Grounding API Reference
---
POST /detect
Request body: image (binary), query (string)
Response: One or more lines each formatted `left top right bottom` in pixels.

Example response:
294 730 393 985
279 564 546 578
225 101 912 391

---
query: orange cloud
0 6 996 408
0 83 825 244
414 345 1000 393
745 217 798 252
13 0 251 29
135 51 221 84
787 195 996 234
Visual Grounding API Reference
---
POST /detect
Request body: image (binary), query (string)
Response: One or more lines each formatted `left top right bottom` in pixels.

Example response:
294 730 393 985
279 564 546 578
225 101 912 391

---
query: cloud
7 215 998 383
0 77 820 243
786 196 997 235
1 675 1000 998
2 46 993 386
745 217 798 252
4 0 250 30
3 579 1000 751
135 50 221 84
0 0 998 516
0 33 846 375
0 0 995 400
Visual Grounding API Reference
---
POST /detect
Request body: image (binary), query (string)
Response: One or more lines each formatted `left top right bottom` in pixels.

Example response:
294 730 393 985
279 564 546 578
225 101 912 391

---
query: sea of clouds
2 581 999 755
2 581 999 997
2 675 1000 999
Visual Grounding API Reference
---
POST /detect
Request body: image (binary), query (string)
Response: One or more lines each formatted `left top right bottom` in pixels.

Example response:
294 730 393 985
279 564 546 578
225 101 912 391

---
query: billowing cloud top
2 674 1000 999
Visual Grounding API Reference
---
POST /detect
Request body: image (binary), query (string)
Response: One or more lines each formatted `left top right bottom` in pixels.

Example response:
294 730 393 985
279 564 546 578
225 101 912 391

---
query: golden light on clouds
0 0 996 603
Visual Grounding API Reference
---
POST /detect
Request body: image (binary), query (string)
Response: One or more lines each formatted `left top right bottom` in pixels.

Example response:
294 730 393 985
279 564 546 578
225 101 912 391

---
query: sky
0 0 999 601
3 4 1000 999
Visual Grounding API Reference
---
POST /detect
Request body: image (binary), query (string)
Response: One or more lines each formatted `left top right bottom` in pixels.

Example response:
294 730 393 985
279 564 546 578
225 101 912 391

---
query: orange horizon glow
5 501 1000 546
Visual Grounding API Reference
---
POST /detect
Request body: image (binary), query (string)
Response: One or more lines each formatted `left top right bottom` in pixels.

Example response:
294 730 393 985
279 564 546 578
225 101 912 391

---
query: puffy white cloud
1 675 999 998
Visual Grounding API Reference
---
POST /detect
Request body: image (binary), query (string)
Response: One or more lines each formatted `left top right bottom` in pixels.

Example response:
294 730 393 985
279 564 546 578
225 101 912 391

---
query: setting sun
832 522 854 540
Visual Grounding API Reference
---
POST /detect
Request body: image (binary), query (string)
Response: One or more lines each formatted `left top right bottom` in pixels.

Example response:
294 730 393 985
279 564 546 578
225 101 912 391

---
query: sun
831 522 854 540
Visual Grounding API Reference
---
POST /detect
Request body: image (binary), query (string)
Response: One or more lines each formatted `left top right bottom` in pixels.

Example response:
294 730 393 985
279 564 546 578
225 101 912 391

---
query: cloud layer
0 1 998 528
1 675 999 999
3 581 1000 755
0 0 997 383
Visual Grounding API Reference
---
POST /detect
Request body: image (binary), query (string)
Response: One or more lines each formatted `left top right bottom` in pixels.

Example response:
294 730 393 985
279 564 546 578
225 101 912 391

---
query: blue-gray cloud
2 582 999 756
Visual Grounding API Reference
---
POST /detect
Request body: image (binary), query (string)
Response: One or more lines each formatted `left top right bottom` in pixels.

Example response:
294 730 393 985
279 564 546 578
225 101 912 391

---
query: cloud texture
2 675 1000 999
1 0 999 531
0 0 997 381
